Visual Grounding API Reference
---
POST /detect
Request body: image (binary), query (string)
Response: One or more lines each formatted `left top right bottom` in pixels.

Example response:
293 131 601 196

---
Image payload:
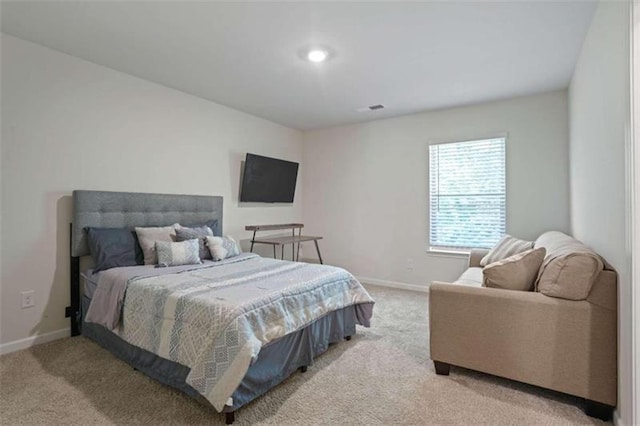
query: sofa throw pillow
175 226 213 260
86 227 143 272
534 231 604 300
480 235 534 266
135 224 178 265
206 236 241 261
482 247 546 291
155 239 201 267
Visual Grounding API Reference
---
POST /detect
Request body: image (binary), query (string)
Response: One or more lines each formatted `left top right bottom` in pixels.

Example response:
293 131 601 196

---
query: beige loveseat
429 231 617 420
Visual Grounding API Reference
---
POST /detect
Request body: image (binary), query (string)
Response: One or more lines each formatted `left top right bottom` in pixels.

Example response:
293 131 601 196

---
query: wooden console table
245 223 323 264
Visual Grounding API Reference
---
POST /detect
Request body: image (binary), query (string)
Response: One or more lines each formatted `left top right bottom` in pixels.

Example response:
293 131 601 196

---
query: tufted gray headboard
71 190 223 257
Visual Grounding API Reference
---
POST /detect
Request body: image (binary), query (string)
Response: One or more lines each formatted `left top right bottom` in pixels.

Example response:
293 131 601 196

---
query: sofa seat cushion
453 267 483 287
534 231 604 300
482 247 546 291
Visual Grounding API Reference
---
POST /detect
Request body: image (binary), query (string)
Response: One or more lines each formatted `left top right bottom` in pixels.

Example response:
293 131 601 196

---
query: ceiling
1 1 596 131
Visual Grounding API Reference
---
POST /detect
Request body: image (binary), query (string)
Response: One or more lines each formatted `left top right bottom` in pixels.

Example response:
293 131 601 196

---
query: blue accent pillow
86 227 143 272
180 219 220 237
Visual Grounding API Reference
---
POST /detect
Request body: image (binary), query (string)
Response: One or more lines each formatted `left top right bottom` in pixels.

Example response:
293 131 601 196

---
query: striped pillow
155 239 202 267
206 236 241 261
480 235 533 267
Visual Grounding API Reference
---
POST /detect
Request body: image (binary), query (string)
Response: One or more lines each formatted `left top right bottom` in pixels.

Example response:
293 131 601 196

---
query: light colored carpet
0 284 608 425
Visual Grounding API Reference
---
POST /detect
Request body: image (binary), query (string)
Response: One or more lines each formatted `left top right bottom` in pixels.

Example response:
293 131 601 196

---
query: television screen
240 153 299 203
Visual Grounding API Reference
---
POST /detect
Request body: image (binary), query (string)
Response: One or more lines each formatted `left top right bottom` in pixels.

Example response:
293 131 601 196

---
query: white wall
302 91 570 287
0 34 304 346
569 2 632 424
633 2 640 423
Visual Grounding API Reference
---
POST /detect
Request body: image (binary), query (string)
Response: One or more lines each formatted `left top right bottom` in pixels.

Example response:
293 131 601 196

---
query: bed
68 190 374 424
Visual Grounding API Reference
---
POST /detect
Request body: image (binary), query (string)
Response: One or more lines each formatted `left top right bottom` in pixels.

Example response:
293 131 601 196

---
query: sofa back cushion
534 231 604 300
482 247 546 291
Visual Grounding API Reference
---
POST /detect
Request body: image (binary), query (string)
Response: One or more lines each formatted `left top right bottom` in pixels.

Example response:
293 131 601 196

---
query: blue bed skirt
81 296 361 411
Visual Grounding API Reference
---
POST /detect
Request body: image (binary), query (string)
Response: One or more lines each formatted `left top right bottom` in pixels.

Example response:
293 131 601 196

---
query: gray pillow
86 227 143 272
180 219 220 237
175 226 213 260
155 239 201 267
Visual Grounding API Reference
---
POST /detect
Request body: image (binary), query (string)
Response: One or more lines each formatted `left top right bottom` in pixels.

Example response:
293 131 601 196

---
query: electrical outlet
406 258 415 271
21 290 35 309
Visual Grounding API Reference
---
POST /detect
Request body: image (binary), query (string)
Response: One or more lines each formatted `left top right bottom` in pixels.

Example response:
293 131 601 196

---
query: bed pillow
135 224 178 265
178 219 221 237
206 236 242 261
175 226 214 260
155 239 201 267
86 227 143 272
482 247 546 291
480 234 534 266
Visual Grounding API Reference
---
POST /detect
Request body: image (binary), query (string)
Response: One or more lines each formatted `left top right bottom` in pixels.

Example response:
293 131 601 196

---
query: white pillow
206 236 242 261
135 224 178 265
480 234 533 266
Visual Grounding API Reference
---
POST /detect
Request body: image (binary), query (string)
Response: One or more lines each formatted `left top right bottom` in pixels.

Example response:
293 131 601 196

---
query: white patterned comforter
91 253 374 411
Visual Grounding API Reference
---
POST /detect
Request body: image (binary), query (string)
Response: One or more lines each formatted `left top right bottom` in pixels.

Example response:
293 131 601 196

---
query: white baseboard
355 276 429 293
0 328 70 356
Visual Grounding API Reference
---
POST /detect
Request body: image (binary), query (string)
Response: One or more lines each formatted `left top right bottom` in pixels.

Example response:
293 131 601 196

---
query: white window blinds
429 137 506 250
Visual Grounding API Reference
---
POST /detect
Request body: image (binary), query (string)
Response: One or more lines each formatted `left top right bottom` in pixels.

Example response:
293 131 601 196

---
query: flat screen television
240 153 299 203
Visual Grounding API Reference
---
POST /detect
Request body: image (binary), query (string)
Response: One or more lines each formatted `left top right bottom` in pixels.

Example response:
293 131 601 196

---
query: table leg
273 245 276 258
250 230 256 253
296 228 302 261
314 240 323 264
292 229 295 261
281 245 284 260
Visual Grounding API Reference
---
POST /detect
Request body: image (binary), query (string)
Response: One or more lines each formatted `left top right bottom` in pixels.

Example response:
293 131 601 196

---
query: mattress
81 269 99 299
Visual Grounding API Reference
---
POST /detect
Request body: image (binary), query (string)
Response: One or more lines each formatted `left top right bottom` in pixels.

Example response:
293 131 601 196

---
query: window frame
426 133 508 255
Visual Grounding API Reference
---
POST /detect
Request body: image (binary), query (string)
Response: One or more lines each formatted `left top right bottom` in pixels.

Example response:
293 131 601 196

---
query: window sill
426 248 470 258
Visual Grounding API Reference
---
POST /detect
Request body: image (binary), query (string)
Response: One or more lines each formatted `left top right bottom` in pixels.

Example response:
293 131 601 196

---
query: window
429 137 506 251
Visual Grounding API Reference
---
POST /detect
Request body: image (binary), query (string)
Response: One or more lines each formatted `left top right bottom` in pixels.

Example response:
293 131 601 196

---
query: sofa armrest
428 282 617 405
468 249 489 267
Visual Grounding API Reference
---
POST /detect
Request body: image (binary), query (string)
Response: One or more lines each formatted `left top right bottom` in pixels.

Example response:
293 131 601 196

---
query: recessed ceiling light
307 49 328 63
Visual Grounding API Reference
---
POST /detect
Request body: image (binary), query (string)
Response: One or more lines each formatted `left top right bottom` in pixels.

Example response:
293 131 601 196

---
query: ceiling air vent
356 104 385 112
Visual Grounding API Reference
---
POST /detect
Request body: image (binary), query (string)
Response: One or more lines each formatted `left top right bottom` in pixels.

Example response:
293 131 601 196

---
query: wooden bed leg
434 361 450 375
345 336 352 341
584 399 614 421
299 366 308 373
225 411 235 425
